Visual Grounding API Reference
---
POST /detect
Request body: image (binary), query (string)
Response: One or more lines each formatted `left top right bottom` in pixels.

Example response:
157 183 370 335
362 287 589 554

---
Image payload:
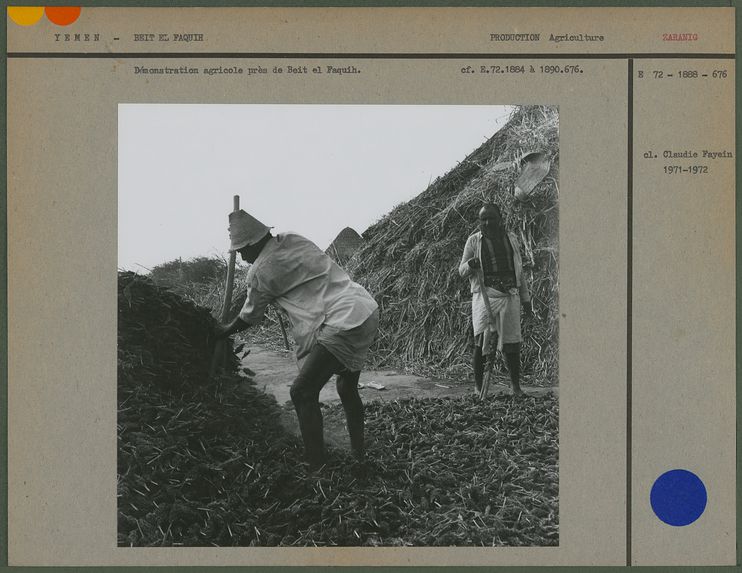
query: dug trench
242 345 557 453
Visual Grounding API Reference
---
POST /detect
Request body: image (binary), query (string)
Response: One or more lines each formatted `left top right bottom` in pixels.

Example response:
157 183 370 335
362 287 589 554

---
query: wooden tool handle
210 195 240 377
478 267 497 325
220 195 240 322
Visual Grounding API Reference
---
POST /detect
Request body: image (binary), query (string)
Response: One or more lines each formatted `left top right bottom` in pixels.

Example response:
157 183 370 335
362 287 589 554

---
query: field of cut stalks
118 272 558 547
121 105 560 547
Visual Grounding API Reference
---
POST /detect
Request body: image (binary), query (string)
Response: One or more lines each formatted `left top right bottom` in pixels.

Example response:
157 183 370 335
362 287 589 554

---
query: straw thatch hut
347 105 559 386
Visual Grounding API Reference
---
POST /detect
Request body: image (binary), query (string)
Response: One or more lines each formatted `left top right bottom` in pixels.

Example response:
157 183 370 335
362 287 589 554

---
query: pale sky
118 104 513 272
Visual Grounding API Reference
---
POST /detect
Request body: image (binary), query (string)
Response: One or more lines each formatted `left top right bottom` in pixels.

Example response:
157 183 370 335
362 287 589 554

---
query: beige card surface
6 6 735 567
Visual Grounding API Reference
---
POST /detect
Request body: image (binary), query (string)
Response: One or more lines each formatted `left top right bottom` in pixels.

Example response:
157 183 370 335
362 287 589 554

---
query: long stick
210 195 240 376
220 195 240 322
478 267 497 400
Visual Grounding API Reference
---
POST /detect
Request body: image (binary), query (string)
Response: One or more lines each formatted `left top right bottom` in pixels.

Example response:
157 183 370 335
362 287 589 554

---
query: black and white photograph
117 104 559 548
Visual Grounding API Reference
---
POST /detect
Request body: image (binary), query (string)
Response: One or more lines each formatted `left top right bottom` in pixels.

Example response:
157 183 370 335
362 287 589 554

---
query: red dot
45 6 81 26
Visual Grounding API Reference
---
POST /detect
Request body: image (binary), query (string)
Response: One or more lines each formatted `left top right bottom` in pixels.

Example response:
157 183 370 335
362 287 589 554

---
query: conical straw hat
229 209 272 251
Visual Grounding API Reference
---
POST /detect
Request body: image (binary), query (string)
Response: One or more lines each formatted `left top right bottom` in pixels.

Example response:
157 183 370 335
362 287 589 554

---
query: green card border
2 0 739 570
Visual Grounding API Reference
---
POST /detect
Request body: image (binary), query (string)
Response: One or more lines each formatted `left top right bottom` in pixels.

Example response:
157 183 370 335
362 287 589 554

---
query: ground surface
242 345 556 451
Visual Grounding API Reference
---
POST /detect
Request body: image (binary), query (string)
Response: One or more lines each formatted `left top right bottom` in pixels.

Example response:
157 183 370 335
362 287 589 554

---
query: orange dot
8 6 44 26
45 6 81 26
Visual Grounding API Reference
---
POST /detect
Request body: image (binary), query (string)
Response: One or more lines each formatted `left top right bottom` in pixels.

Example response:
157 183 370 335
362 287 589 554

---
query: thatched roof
348 105 559 385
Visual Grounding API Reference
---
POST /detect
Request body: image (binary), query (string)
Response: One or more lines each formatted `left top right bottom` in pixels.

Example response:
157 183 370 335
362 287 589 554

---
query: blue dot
650 469 707 526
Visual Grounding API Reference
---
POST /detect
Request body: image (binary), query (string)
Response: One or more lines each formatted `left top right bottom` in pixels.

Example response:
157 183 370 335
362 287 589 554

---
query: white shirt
239 233 378 358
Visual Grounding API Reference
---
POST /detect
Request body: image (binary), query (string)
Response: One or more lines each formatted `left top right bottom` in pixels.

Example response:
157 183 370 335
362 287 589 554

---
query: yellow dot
8 6 44 26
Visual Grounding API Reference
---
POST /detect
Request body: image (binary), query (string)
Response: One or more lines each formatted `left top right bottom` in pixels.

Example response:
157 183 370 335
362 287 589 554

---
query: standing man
459 203 532 396
215 209 379 470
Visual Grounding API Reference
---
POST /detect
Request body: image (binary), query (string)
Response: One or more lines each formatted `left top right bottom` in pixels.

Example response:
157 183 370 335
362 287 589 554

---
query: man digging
459 203 532 396
215 209 379 470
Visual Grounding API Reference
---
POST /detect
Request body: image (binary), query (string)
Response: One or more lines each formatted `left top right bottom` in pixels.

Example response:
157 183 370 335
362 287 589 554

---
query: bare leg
505 350 522 396
473 344 485 393
335 370 364 461
289 345 341 469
